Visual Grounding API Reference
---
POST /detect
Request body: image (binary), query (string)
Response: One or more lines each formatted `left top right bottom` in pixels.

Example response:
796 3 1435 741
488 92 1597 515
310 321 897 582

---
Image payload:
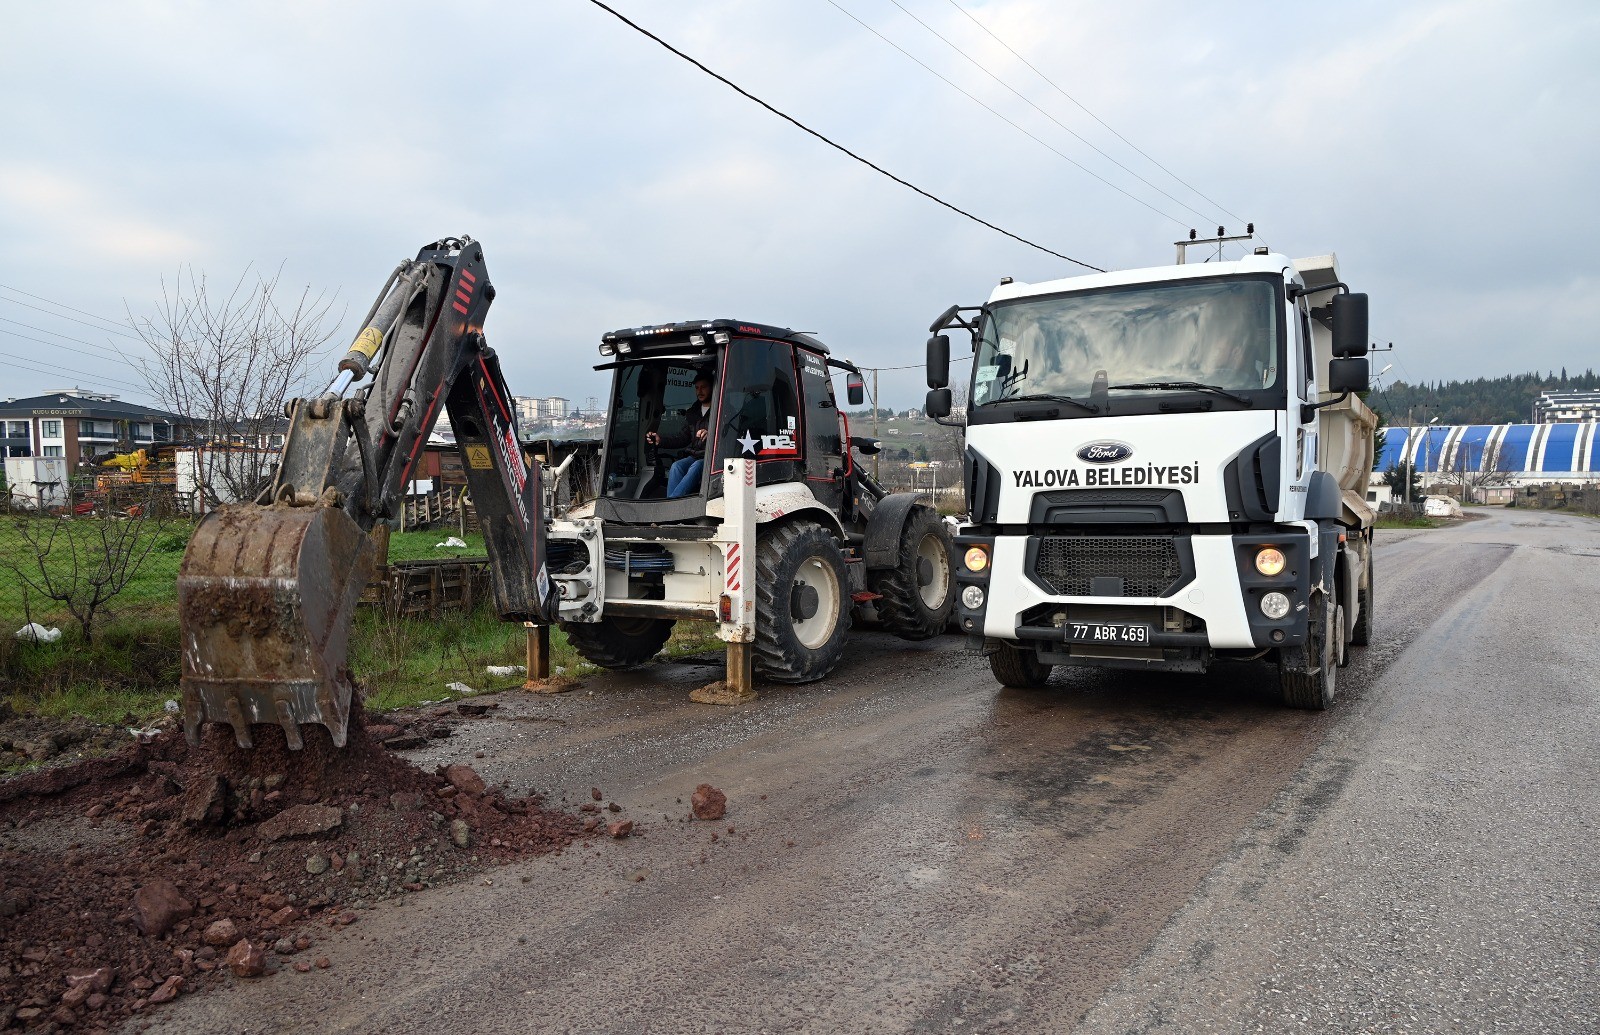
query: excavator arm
179 236 556 750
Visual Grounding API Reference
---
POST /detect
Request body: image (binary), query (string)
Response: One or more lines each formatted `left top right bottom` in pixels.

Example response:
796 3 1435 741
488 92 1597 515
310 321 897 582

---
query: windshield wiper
1106 381 1253 406
998 393 1099 414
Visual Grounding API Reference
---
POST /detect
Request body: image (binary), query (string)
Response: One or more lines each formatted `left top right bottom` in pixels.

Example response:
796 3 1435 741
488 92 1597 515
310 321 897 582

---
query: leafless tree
1444 439 1515 500
126 265 341 507
1 489 172 643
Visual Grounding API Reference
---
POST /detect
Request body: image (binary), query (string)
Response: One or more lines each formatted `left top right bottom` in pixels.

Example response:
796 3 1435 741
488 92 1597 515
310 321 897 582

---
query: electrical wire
874 0 1220 226
0 346 148 393
825 0 1189 228
0 282 139 336
581 0 1104 272
0 293 144 342
0 320 144 371
943 0 1246 225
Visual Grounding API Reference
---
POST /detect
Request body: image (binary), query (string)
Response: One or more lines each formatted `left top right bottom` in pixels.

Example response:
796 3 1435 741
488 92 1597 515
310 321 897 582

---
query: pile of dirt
0 708 586 1032
0 702 129 770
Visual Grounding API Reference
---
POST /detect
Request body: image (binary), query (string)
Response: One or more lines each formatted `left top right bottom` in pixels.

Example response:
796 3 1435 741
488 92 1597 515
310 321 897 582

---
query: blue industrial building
1375 420 1600 482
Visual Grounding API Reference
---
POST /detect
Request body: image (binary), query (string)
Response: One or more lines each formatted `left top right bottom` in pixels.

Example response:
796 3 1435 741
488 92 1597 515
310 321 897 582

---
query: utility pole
871 368 881 481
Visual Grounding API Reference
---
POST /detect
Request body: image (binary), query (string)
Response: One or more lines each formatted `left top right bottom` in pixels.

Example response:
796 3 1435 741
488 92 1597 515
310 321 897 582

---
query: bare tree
126 265 340 507
1 489 172 643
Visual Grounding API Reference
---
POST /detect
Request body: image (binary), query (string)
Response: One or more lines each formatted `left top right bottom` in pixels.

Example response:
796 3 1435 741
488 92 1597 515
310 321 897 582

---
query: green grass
1375 513 1445 529
1 513 725 725
0 515 195 631
385 529 487 562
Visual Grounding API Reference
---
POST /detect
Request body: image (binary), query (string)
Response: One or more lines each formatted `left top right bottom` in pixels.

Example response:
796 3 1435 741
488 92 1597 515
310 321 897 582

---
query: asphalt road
153 507 1599 1034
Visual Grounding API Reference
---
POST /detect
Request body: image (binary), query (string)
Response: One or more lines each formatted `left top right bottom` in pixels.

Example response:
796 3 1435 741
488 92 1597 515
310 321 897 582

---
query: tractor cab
593 320 864 524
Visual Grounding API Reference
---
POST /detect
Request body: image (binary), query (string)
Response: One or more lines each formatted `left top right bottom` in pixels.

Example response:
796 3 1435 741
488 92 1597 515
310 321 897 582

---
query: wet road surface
153 507 1600 1034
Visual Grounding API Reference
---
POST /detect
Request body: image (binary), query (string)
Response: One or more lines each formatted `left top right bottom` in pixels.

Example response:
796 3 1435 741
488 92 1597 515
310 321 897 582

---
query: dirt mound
0 710 585 1032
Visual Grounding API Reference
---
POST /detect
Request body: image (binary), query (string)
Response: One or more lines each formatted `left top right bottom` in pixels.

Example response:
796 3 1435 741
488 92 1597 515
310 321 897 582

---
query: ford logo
1077 441 1133 464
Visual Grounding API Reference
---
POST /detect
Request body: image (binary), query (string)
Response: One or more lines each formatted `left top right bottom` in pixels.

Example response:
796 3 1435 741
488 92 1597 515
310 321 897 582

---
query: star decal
736 430 759 455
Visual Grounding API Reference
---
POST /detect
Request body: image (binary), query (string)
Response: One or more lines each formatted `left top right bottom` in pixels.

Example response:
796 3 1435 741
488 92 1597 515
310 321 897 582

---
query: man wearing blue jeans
647 371 714 498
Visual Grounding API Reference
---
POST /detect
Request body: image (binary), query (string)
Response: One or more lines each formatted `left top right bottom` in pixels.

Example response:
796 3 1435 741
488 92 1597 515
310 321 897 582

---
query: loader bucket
179 504 375 751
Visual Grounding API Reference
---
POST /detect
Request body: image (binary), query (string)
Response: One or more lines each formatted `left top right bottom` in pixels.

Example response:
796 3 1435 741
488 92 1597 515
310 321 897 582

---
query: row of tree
1373 370 1599 426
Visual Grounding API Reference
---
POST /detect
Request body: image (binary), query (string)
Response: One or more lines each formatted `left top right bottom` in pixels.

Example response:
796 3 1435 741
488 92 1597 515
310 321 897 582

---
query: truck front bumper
963 530 1312 653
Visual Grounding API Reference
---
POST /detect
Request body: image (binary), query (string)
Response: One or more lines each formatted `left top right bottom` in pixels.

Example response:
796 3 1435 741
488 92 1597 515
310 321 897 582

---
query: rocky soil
0 705 591 1032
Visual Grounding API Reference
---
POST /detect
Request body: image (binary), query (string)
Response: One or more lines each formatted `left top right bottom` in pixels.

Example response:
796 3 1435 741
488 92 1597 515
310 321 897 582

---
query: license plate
1066 622 1150 644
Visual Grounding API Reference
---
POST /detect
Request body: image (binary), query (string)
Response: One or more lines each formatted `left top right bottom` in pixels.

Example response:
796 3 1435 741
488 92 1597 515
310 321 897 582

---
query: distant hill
1372 369 1599 425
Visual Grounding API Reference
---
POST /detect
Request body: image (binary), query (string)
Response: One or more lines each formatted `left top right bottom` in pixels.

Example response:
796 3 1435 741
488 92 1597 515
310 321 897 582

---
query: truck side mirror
927 334 950 389
846 378 865 406
1328 357 1369 394
1332 293 1369 357
925 388 952 418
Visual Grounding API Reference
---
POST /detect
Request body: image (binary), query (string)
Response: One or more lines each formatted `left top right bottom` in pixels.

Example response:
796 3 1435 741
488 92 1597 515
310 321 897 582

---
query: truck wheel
1279 591 1336 709
870 506 954 641
989 643 1052 689
561 616 675 669
1350 550 1374 646
753 521 851 683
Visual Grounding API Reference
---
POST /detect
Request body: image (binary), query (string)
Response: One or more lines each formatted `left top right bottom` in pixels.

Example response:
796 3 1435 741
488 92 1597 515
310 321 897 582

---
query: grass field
1 517 722 725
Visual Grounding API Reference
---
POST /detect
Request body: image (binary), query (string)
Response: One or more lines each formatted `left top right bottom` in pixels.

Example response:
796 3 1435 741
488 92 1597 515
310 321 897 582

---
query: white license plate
1067 622 1150 644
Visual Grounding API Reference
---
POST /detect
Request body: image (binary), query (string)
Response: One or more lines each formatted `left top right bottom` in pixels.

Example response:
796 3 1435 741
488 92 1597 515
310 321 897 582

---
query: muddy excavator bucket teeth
179 505 375 750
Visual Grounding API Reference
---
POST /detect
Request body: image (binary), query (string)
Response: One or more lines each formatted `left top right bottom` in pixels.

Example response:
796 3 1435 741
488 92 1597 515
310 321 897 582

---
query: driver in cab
646 369 714 497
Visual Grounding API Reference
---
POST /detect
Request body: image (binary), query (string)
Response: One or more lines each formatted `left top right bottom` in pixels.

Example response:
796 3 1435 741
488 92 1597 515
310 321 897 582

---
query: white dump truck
925 250 1377 707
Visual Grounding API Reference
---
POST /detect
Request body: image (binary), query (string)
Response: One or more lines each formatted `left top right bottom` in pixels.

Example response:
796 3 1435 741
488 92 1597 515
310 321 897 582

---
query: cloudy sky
3 0 1595 410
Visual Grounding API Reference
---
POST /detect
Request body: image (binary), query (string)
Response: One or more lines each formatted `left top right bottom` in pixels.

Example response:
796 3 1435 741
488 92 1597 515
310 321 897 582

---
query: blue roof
1542 423 1579 472
1374 421 1597 476
1499 424 1536 470
1376 427 1409 471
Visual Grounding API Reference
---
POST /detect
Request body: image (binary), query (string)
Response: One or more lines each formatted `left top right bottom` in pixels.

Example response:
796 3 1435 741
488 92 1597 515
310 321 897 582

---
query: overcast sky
3 0 1595 411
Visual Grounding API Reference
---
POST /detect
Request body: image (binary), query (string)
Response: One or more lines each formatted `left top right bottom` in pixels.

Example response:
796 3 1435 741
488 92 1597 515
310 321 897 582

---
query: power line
0 346 148 393
0 316 136 362
0 282 136 335
0 292 143 341
826 0 1188 228
0 325 144 375
875 0 1219 227
944 0 1246 225
581 0 1104 272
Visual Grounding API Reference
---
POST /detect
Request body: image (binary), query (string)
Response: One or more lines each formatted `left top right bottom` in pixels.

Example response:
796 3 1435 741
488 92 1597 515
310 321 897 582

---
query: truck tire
989 643 1052 689
753 521 851 683
1350 549 1374 646
870 506 954 641
1279 591 1337 709
562 616 675 669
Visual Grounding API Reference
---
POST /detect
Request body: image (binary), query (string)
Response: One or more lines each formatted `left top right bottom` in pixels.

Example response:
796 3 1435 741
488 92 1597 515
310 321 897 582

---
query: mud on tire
1279 590 1336 709
989 642 1052 688
870 506 954 641
1350 548 1374 646
562 615 675 669
753 520 851 683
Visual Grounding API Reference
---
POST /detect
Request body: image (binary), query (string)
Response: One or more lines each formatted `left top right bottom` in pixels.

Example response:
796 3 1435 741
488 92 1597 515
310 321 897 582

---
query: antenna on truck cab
1176 224 1255 264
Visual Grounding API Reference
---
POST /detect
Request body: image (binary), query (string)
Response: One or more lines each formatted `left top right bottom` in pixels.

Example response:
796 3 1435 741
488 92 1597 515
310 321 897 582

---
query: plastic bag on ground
485 665 527 678
434 536 468 549
445 681 478 695
14 623 61 643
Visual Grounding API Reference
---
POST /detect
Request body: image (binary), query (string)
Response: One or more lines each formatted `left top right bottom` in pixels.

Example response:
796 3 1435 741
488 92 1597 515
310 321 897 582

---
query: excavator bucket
179 504 375 750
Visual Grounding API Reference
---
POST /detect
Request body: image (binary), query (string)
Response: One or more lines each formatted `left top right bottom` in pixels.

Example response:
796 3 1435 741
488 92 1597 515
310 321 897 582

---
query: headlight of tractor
960 585 986 610
1260 591 1291 619
1255 547 1286 577
963 546 989 573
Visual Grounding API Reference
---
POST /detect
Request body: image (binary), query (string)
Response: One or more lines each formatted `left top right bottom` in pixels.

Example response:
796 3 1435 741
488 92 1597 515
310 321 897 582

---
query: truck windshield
973 278 1280 407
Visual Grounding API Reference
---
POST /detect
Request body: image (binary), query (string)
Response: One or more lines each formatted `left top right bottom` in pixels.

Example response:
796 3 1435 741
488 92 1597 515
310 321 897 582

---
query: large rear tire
989 642 1052 689
1350 548 1375 646
870 506 954 641
562 616 675 669
1279 591 1337 709
753 521 851 683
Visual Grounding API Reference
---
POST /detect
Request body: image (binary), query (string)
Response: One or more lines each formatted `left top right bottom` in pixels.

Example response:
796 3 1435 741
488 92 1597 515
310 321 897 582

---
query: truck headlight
961 585 986 610
963 546 989 573
1255 547 1286 576
1260 591 1291 619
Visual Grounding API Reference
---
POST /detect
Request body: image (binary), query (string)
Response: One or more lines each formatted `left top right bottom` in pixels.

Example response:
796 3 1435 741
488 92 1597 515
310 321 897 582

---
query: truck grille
1031 536 1184 598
